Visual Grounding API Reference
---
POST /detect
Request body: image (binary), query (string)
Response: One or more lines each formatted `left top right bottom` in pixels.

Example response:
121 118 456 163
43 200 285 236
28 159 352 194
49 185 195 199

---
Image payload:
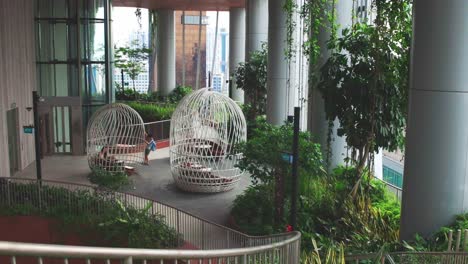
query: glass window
81 0 105 19
383 166 403 188
81 21 105 62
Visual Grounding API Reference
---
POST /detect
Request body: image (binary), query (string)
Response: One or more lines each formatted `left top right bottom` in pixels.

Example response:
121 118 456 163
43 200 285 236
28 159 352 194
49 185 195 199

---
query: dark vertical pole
121 69 125 90
33 91 42 181
208 71 212 88
104 0 111 103
228 79 232 98
290 107 300 229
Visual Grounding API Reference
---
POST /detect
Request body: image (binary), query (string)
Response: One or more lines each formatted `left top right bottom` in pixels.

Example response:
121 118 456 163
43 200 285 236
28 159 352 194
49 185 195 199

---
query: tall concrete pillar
229 8 246 103
244 0 268 104
308 0 353 169
245 0 268 57
157 10 176 96
266 0 288 125
400 0 468 240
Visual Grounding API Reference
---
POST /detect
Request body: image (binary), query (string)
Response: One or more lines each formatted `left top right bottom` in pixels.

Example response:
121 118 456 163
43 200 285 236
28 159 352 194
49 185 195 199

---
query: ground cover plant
88 168 131 190
0 179 180 249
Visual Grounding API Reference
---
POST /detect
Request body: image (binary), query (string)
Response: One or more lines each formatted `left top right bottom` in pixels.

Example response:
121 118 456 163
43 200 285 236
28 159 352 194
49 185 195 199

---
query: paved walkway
14 147 252 225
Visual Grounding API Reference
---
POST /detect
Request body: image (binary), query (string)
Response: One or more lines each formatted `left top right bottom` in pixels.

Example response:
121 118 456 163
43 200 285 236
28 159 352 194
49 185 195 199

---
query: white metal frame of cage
170 88 247 193
87 103 146 173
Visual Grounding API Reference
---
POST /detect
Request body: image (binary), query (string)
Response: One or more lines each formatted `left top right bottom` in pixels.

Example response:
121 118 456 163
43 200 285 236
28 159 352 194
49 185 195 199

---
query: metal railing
144 120 171 142
346 251 468 263
0 177 301 263
374 177 403 202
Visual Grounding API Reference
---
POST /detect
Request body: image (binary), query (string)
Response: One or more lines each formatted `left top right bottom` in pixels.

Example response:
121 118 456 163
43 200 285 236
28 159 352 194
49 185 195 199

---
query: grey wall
0 0 37 177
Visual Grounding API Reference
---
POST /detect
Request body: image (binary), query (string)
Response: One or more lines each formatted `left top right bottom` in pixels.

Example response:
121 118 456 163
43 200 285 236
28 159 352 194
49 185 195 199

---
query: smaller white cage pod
170 88 247 193
87 103 146 173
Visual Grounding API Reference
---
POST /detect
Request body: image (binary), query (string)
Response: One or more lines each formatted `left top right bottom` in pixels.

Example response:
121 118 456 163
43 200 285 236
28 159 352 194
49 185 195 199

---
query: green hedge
125 101 176 122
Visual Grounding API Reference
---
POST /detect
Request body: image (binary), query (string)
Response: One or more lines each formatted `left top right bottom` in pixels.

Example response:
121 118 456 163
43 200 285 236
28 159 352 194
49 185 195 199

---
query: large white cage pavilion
87 103 146 173
170 88 247 193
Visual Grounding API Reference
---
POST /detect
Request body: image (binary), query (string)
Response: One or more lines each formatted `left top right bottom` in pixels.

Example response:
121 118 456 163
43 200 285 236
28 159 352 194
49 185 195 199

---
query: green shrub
0 180 180 249
88 169 130 190
116 86 192 104
116 88 138 101
125 101 176 122
169 85 192 103
231 184 276 235
236 117 325 188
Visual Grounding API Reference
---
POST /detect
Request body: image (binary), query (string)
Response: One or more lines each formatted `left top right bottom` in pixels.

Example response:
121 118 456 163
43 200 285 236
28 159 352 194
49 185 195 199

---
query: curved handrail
0 177 278 241
0 232 301 259
0 177 301 263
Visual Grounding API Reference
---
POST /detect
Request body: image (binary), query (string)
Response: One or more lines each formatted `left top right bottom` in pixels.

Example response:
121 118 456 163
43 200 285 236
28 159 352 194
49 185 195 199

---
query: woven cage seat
170 88 247 193
87 103 146 173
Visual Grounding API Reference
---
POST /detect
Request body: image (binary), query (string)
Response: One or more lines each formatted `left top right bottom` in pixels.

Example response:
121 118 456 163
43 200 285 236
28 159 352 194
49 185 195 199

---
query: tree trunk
132 79 137 99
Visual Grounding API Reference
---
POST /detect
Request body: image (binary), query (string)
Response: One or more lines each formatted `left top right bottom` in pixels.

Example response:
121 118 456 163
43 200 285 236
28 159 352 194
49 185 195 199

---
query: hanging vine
135 8 142 29
301 0 337 64
283 0 297 61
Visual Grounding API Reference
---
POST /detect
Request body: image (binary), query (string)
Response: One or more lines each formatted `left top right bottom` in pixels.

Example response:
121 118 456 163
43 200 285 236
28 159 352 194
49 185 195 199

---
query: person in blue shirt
144 133 156 165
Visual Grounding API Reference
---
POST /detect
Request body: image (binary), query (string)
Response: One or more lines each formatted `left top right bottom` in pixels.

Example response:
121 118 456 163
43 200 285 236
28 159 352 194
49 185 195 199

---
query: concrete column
374 150 383 180
400 0 468 240
157 10 176 96
308 0 353 169
265 0 289 125
244 0 268 104
245 0 268 57
229 8 246 102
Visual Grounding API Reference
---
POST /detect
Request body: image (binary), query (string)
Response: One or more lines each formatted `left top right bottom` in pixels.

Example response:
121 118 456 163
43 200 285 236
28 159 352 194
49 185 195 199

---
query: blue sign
281 153 293 164
23 126 34 134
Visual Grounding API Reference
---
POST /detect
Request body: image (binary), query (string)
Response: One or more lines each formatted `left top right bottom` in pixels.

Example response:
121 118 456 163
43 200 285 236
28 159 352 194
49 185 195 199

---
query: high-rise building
206 18 230 93
175 11 208 89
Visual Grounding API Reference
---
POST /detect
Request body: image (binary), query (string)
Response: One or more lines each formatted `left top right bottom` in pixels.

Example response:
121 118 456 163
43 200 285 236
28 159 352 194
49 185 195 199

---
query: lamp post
32 91 42 181
290 107 300 230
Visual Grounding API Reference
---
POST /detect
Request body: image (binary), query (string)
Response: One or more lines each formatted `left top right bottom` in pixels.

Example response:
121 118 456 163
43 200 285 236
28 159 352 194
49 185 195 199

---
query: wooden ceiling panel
113 0 246 11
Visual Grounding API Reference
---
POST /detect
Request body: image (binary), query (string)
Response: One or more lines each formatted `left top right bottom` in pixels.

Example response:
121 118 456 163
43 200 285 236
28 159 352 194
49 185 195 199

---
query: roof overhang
113 0 246 11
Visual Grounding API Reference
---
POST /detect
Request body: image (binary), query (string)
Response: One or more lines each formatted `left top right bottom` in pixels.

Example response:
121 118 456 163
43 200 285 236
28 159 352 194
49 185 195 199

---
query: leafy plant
301 240 345 264
168 85 192 103
236 117 324 186
318 0 412 176
235 117 324 223
115 40 152 95
88 169 130 190
235 43 268 122
99 200 180 248
231 184 277 235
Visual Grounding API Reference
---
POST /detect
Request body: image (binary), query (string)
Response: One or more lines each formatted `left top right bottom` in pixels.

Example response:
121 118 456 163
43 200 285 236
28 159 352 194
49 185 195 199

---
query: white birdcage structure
87 103 146 173
170 88 247 193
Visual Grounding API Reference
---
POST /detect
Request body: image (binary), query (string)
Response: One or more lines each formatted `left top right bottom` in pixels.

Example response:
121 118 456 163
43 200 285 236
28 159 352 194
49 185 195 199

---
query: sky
112 7 149 47
207 11 229 31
